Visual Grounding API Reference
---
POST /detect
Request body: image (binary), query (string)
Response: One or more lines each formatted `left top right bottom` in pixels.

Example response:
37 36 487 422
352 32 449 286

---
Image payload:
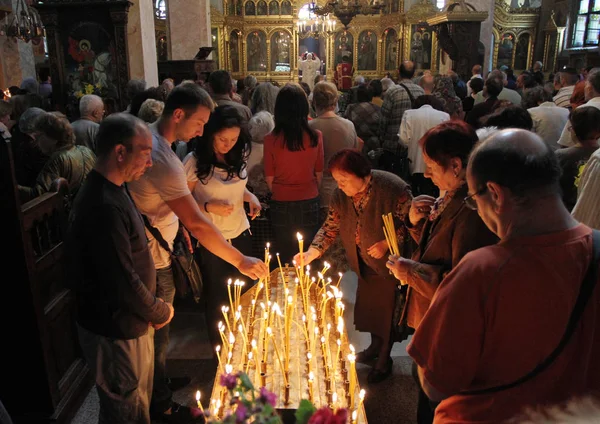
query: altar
208 257 368 423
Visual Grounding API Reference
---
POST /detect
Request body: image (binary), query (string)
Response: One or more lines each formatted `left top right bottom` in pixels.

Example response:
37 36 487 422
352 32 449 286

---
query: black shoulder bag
142 216 203 304
462 229 600 395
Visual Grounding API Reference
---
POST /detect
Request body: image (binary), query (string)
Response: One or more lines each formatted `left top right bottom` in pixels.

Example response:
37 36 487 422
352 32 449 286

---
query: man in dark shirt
67 113 174 424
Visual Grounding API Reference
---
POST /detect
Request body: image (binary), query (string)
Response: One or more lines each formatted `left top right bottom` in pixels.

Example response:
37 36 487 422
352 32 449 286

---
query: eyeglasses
463 187 488 210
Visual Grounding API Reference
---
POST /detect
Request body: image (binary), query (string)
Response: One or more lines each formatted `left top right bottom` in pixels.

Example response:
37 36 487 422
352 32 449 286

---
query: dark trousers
151 266 176 414
197 229 253 347
411 173 439 197
412 361 439 424
270 197 320 264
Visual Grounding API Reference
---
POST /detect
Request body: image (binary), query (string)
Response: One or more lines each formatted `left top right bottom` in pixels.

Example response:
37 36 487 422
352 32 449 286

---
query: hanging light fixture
4 0 45 43
310 0 385 29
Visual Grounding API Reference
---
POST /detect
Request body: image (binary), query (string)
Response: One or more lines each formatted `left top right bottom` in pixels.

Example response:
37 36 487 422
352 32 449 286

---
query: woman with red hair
386 120 497 423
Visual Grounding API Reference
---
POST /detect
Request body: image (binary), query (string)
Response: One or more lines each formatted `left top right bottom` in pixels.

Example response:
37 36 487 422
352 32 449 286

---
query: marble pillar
469 0 495 73
127 0 158 86
168 0 211 60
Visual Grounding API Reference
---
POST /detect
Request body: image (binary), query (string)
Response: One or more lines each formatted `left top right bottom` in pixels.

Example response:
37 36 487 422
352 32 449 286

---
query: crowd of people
2 59 600 424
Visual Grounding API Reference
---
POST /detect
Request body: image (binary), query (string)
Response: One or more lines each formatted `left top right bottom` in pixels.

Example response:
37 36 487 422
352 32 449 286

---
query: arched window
571 0 600 47
155 0 167 19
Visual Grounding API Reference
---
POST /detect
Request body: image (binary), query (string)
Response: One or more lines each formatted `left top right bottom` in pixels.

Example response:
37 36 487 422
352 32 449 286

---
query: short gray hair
79 94 103 116
138 99 165 123
248 111 275 143
20 77 39 95
251 83 279 115
19 107 46 134
354 75 365 85
521 85 553 109
244 75 258 90
381 77 394 92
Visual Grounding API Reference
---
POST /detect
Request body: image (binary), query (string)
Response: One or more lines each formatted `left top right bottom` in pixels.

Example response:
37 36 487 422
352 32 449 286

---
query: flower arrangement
72 82 104 99
205 371 350 424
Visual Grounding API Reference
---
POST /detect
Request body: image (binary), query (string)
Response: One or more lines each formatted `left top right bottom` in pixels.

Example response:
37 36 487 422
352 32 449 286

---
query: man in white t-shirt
128 83 267 423
558 69 600 148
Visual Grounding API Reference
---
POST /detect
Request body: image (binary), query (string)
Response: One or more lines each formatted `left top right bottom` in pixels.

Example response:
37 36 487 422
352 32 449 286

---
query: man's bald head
400 61 416 79
468 129 561 200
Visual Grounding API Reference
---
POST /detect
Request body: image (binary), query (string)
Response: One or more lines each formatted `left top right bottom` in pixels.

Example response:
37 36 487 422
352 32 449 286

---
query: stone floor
71 271 418 423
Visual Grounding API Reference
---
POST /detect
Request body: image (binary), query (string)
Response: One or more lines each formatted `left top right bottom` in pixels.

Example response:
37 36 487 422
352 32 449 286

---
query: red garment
334 63 353 91
263 130 324 202
408 224 600 424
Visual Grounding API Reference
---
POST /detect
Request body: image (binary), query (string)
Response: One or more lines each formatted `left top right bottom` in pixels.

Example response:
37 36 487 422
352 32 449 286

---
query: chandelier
309 0 385 28
297 13 337 38
3 0 44 43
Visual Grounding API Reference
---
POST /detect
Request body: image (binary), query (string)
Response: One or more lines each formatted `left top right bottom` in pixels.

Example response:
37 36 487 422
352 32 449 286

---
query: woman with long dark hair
183 105 261 345
264 83 324 262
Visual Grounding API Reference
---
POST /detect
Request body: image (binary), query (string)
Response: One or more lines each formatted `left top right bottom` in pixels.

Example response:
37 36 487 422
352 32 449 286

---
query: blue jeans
270 197 320 264
151 266 176 414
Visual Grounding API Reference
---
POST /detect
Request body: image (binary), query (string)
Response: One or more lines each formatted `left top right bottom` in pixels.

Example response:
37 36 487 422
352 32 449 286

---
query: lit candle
348 353 356 408
195 391 205 414
227 279 234 311
221 306 232 334
297 233 304 276
332 392 338 408
308 371 314 400
336 272 343 288
352 410 357 424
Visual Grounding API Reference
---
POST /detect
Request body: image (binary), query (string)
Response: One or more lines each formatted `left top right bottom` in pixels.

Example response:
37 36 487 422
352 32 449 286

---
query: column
469 0 495 73
126 0 158 86
168 0 211 60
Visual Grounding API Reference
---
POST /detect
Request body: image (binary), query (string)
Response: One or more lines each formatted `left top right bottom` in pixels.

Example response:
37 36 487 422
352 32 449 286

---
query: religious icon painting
269 0 279 14
230 30 241 72
514 33 530 70
410 23 433 70
335 31 354 65
247 31 267 72
281 0 292 15
271 31 291 72
257 0 268 15
245 0 256 16
358 30 377 71
497 33 514 68
64 21 116 98
384 28 398 71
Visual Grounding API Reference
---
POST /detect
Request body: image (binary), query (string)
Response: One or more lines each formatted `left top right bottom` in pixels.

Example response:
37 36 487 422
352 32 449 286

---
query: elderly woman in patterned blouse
295 149 412 384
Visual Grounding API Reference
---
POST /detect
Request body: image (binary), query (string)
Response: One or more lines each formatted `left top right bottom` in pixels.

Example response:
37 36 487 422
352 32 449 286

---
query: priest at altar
334 55 354 91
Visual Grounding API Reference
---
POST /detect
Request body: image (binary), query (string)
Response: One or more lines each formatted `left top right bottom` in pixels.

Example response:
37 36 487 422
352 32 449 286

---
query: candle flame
309 371 314 380
288 295 293 303
248 352 253 360
266 242 270 249
352 410 357 420
337 339 341 346
225 364 233 374
307 352 312 360
196 390 201 401
349 344 355 353
332 392 337 403
267 327 272 335
252 339 257 348
228 279 232 285
216 345 221 352
297 232 303 241
359 389 366 400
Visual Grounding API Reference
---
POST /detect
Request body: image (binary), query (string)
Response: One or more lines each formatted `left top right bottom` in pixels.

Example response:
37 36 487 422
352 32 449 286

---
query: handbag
141 216 203 304
461 229 600 395
392 283 414 342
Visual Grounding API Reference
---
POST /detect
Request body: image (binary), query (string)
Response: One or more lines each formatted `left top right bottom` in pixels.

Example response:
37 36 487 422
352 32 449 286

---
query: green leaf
239 372 255 391
295 399 317 424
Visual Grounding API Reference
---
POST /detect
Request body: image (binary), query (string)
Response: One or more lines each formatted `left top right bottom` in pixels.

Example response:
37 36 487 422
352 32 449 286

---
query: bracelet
204 202 209 213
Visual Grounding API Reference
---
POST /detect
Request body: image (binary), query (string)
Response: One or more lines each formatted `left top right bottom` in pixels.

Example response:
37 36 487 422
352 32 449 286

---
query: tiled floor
71 271 418 423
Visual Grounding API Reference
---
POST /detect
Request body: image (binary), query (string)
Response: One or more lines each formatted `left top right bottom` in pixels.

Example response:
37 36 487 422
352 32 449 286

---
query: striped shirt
572 148 600 229
553 85 575 109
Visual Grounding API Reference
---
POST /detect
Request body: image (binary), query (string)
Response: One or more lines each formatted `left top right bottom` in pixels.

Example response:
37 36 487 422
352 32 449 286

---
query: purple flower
235 401 248 423
259 386 277 407
220 372 238 390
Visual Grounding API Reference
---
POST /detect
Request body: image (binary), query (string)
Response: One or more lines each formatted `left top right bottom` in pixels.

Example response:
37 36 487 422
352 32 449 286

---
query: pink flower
235 401 248 423
308 407 349 424
220 372 238 390
259 386 277 407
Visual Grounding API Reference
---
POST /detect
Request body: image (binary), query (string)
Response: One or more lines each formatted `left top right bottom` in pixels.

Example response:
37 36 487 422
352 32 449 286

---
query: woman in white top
183 105 261 345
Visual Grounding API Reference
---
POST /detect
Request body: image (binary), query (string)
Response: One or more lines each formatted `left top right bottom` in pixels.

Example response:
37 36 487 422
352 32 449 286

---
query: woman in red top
264 83 324 263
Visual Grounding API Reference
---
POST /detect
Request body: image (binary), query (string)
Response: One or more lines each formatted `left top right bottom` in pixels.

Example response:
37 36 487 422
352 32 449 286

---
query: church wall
127 0 159 85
